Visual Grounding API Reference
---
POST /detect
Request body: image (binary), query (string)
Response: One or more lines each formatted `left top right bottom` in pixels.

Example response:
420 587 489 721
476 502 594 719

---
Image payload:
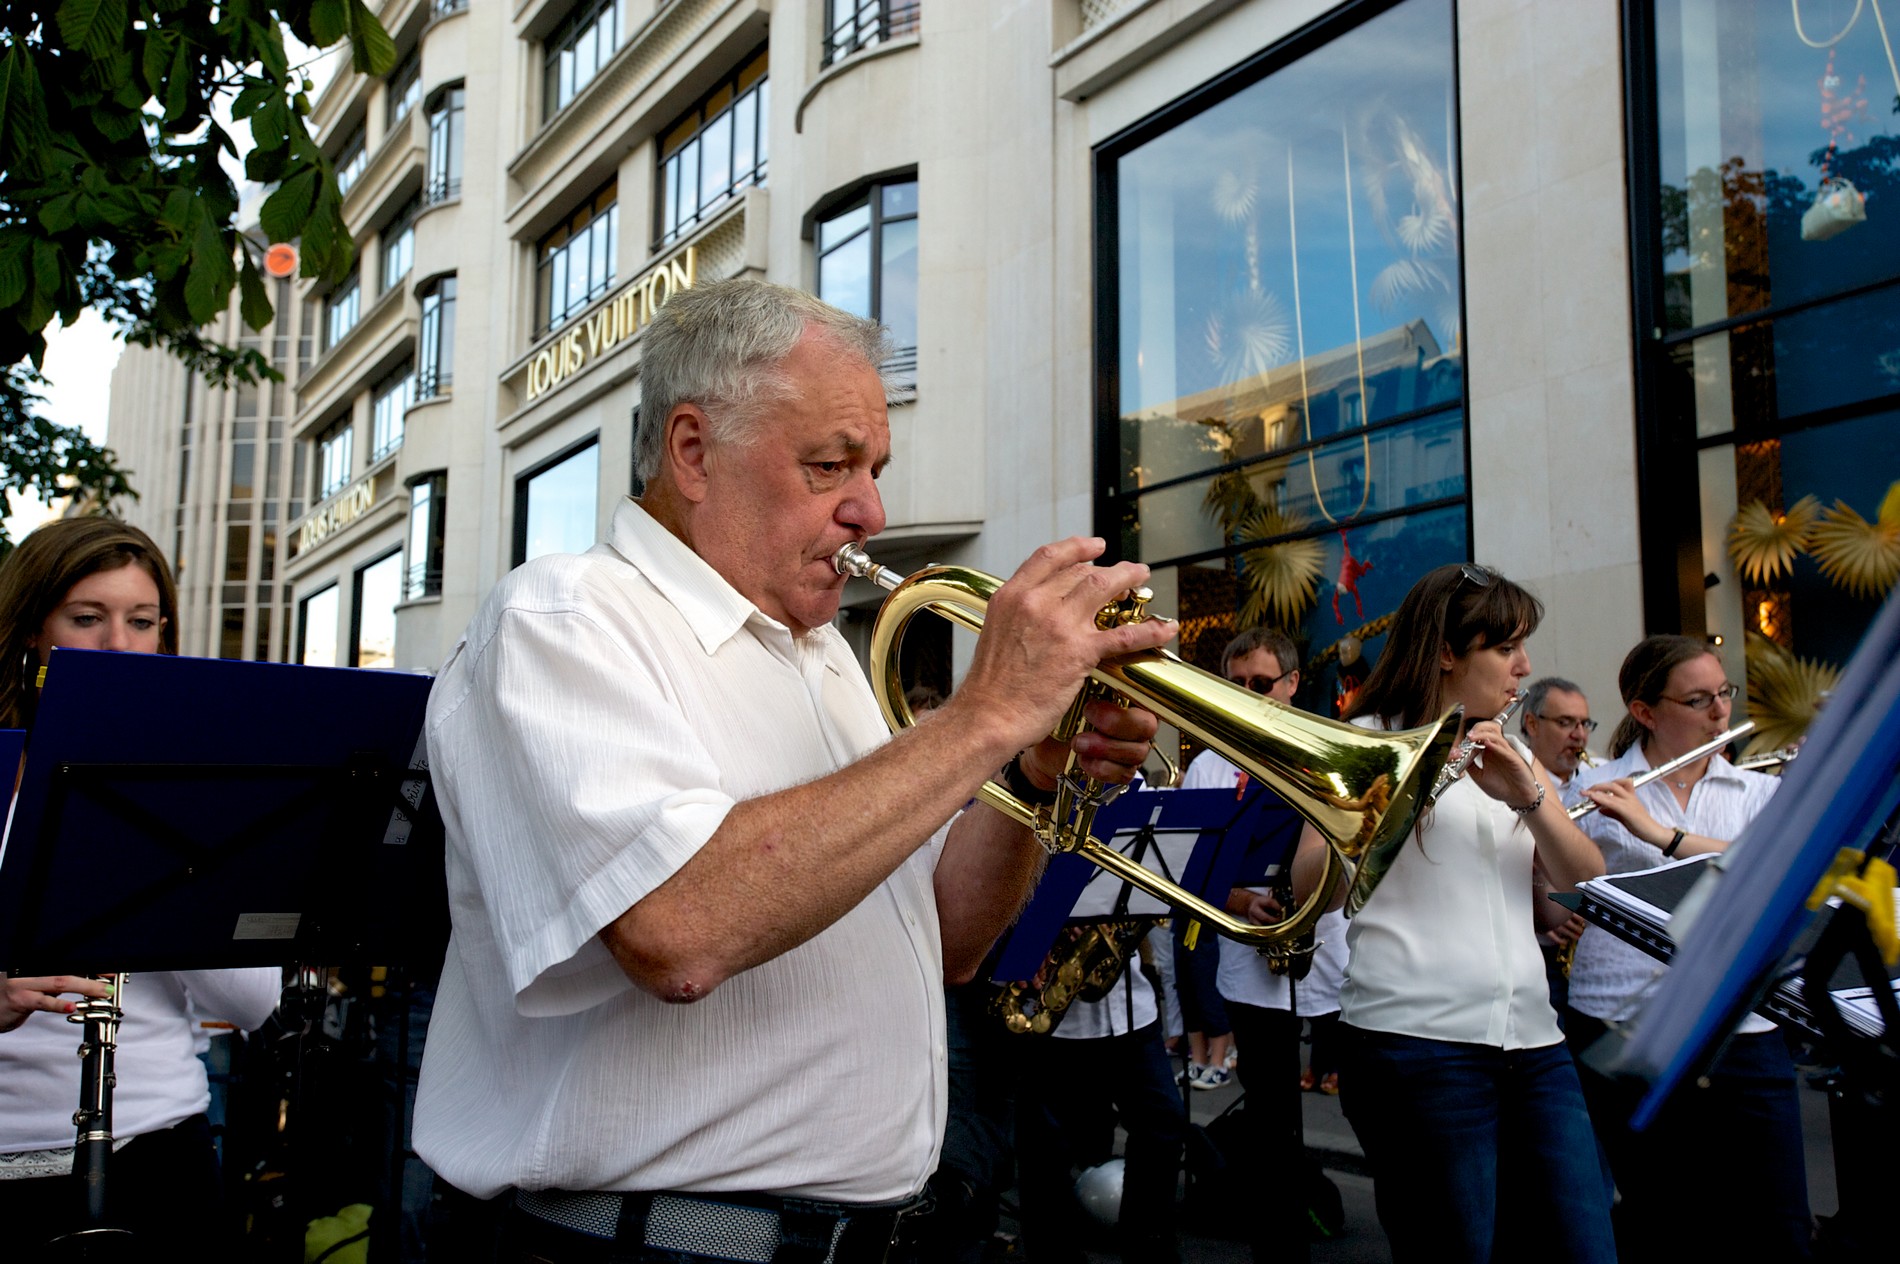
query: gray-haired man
413 279 1171 1263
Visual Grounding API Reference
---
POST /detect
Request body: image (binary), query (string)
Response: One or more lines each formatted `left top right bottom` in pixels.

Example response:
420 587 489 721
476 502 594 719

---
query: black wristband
1000 755 1059 806
1662 828 1686 858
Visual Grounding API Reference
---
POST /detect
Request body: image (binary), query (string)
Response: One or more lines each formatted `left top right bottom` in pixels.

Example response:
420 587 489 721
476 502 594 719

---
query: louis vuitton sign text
298 479 376 554
525 246 698 401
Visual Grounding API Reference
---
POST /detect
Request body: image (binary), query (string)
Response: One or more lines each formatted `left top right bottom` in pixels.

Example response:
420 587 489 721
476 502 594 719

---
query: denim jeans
1338 1025 1616 1264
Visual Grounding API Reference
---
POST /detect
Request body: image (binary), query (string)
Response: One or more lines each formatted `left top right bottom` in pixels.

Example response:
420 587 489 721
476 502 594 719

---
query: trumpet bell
846 551 1461 940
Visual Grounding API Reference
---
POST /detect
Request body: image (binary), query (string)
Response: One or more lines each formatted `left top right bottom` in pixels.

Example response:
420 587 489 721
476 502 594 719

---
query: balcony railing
823 0 920 68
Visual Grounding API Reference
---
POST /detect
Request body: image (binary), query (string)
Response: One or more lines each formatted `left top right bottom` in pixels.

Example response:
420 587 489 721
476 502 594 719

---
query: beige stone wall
1457 0 1642 720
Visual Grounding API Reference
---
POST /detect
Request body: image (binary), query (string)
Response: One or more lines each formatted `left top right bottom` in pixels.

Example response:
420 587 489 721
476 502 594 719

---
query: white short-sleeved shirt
1337 719 1562 1050
1178 751 1348 1014
1567 745 1778 1030
413 499 948 1202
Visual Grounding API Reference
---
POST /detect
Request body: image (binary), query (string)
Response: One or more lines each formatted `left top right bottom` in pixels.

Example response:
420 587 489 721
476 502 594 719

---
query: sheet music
1573 854 1898 1042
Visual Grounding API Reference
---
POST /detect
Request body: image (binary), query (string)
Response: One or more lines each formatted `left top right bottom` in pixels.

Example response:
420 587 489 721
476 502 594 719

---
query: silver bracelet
1510 782 1546 816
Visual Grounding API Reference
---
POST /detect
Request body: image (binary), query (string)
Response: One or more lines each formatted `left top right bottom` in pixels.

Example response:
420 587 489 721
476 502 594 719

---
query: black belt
510 1187 927 1264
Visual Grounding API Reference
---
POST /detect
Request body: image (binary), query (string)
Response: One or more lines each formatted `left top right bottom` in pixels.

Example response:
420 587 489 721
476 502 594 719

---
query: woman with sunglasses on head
1564 635 1809 1262
1289 563 1614 1263
0 518 280 1253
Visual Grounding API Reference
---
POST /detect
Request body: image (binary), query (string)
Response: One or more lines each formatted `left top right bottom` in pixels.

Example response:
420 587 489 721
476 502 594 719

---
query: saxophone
993 918 1164 1034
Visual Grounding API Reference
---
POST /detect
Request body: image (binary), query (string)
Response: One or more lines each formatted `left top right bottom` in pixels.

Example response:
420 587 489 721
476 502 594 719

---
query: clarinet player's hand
1 975 111 1033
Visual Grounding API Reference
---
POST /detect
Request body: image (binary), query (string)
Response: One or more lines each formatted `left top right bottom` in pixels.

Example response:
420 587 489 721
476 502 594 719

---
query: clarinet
63 973 134 1245
1428 692 1527 803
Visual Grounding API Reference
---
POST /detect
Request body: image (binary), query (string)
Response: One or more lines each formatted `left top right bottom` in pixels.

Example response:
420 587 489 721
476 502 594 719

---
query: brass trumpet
833 543 1464 948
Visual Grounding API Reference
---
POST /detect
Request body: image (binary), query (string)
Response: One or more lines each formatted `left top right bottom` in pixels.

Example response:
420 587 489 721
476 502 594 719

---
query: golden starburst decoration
1234 507 1325 627
1726 495 1819 586
1806 482 1900 599
1743 632 1840 755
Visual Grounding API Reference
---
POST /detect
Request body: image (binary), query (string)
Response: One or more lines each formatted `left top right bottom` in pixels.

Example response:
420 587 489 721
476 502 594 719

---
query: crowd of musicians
0 279 1827 1262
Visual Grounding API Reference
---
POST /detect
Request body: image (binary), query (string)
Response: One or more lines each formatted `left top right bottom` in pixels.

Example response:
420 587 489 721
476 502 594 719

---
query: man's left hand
1019 697 1159 789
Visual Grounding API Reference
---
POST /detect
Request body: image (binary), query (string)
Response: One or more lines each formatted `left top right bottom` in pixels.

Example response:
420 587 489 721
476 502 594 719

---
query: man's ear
665 404 715 504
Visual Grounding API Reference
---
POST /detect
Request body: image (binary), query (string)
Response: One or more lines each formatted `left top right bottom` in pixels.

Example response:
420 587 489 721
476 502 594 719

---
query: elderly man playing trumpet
413 278 1170 1264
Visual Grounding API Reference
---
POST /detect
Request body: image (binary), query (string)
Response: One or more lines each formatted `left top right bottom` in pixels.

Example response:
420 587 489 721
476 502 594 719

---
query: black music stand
0 648 442 1255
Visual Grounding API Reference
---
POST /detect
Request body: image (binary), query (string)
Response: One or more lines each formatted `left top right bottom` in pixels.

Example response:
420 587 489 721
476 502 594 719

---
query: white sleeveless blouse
1337 718 1563 1050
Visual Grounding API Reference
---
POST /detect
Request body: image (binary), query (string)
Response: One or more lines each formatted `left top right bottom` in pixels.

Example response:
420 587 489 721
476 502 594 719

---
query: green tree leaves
0 2 394 536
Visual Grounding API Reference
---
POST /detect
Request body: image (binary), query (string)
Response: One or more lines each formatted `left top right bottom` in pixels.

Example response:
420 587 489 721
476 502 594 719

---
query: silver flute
1567 720 1756 820
1428 691 1527 802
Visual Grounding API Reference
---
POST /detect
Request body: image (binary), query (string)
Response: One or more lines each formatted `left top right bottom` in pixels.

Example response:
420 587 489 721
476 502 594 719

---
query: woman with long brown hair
1291 562 1613 1262
0 515 179 733
1565 635 1809 1261
0 517 278 1252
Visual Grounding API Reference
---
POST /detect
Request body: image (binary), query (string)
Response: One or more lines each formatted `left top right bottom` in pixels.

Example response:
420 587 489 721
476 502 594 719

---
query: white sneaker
1223 1046 1239 1071
1190 1064 1230 1091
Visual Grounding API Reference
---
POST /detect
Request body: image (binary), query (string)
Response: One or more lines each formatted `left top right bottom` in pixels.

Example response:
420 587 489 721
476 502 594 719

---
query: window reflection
353 551 403 669
1102 0 1465 717
515 440 600 566
299 585 339 668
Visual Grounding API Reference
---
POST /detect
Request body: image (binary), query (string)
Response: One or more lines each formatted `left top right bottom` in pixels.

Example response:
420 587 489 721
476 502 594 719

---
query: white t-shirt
1567 745 1778 1031
1337 719 1562 1050
413 499 949 1202
1178 750 1347 1014
0 969 280 1154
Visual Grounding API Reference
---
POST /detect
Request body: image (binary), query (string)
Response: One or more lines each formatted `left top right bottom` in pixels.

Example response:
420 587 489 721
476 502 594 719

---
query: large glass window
426 84 466 204
405 472 447 600
418 275 457 398
298 584 339 667
817 178 918 386
335 125 368 198
658 48 768 247
316 418 354 499
351 550 404 669
387 47 421 129
514 439 599 565
545 0 622 119
372 362 414 462
1636 0 1900 702
824 1 920 67
324 272 361 350
1100 0 1464 720
538 182 619 334
381 196 419 294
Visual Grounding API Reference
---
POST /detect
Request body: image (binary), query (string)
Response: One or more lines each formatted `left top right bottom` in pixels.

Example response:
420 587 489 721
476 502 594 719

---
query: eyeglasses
1535 713 1598 733
1229 671 1287 696
1459 563 1496 588
1659 683 1740 712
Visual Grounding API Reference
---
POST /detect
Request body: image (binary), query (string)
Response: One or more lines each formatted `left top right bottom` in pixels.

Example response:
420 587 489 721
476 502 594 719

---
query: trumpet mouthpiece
833 541 872 578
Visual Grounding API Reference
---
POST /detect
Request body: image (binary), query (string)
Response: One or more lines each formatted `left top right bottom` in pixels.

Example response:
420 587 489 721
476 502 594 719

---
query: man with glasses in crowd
1517 676 1597 1017
1519 676 1597 795
1180 628 1351 1263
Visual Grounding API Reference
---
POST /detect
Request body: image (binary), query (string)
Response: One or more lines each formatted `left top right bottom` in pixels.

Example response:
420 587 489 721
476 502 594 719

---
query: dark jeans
1016 1020 1185 1264
1170 921 1229 1038
1226 1002 1314 1263
1566 1011 1811 1263
1338 1025 1615 1264
0 1113 230 1258
1306 1011 1340 1079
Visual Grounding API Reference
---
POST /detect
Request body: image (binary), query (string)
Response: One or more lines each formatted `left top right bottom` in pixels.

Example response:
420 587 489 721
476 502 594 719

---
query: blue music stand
0 647 442 975
992 780 1299 984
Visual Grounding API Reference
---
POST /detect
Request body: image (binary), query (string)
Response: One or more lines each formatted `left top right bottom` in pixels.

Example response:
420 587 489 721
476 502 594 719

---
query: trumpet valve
1096 586 1154 629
